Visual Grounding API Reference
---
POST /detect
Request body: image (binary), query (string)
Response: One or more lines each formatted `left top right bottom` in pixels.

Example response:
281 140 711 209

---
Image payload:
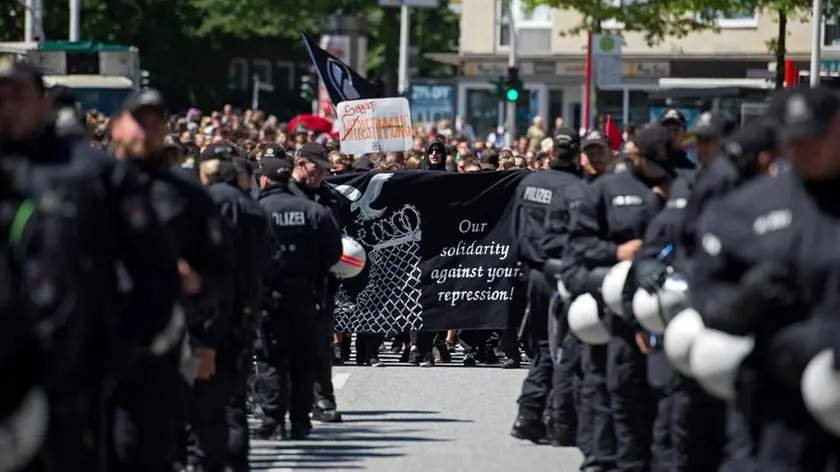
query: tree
519 0 745 45
756 0 840 88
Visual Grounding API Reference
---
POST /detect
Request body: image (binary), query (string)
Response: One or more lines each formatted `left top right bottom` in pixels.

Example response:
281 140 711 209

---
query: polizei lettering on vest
273 211 306 227
522 186 553 205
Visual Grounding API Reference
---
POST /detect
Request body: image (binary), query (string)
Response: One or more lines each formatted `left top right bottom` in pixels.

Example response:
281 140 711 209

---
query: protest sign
338 97 413 155
325 170 528 333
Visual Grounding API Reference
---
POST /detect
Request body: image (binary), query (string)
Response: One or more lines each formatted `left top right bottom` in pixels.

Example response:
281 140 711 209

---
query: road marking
332 373 350 390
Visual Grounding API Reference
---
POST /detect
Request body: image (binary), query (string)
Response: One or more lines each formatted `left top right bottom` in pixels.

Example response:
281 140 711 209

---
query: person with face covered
422 139 448 171
562 123 684 472
509 128 586 444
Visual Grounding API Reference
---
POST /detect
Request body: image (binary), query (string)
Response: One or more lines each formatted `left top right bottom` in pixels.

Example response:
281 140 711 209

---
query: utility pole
810 0 823 86
24 0 45 42
70 0 81 42
398 4 411 95
504 2 517 148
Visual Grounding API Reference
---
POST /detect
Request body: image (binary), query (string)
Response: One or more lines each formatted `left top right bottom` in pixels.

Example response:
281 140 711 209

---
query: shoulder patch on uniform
701 232 722 256
753 209 792 235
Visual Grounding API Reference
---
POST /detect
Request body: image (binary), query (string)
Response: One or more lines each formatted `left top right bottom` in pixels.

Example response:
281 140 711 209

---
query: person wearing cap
561 122 688 471
688 86 840 471
197 140 271 471
253 156 343 440
625 123 712 472
288 141 352 422
112 89 238 471
2 65 182 470
580 129 618 178
509 127 587 445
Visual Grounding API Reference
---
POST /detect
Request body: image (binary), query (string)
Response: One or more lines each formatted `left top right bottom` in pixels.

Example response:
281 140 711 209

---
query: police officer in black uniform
196 142 270 471
0 166 49 472
510 127 586 444
0 60 181 472
563 123 684 472
110 89 233 472
288 143 351 423
254 156 343 439
691 87 840 472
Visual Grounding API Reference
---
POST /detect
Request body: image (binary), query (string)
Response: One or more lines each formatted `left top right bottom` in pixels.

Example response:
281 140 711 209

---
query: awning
657 77 774 90
43 75 134 89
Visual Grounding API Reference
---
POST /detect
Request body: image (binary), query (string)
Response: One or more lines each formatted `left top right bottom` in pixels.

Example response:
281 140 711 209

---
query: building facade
429 0 833 133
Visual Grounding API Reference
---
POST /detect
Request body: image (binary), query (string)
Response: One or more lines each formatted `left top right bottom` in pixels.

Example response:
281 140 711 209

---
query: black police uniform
6 130 181 472
287 143 351 420
562 124 681 472
255 157 343 439
198 144 270 472
691 88 840 472
146 166 234 472
509 127 585 444
0 183 48 472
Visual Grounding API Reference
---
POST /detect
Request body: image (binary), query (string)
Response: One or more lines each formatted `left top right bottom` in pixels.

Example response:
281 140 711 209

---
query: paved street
249 347 584 471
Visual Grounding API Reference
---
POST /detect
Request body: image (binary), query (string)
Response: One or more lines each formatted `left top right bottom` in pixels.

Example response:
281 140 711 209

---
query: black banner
325 170 528 333
301 32 384 106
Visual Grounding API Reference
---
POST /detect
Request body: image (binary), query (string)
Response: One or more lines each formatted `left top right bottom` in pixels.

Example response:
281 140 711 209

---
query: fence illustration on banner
330 173 424 333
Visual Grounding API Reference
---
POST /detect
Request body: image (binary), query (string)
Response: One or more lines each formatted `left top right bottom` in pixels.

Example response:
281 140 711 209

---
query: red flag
784 58 798 88
605 114 624 152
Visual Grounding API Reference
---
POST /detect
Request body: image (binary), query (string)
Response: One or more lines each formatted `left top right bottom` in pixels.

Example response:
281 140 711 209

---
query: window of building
228 58 248 91
825 17 840 48
601 0 644 30
275 61 295 92
699 9 758 28
497 0 552 49
251 59 272 87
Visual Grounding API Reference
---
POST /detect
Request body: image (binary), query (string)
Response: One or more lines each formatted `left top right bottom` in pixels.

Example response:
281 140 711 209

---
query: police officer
510 127 586 444
628 123 707 472
288 143 351 423
657 109 696 171
690 87 840 472
196 142 270 471
110 89 233 472
0 169 49 472
563 123 685 472
254 156 343 440
0 60 181 471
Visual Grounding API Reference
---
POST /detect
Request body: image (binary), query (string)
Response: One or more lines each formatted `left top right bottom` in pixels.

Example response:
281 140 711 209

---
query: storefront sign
623 61 670 78
409 83 455 124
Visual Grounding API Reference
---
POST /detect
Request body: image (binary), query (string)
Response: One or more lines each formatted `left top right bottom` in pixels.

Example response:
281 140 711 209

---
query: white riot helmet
802 349 840 437
664 307 705 376
0 387 49 471
633 274 691 334
568 293 610 345
601 261 633 316
690 329 755 400
330 235 367 279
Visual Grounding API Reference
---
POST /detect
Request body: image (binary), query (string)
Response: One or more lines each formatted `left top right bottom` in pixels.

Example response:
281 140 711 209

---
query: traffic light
505 67 522 103
489 76 506 100
300 71 318 102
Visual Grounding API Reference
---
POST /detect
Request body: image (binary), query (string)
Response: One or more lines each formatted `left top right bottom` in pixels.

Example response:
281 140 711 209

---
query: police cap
261 143 286 159
690 112 727 138
294 143 331 169
164 134 183 151
121 88 166 117
260 157 292 180
199 142 236 162
635 123 677 176
775 87 840 144
725 119 776 162
581 129 610 150
658 108 687 128
553 127 581 154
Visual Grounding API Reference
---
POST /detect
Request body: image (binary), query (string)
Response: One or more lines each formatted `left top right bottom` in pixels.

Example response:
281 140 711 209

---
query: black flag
301 32 383 107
